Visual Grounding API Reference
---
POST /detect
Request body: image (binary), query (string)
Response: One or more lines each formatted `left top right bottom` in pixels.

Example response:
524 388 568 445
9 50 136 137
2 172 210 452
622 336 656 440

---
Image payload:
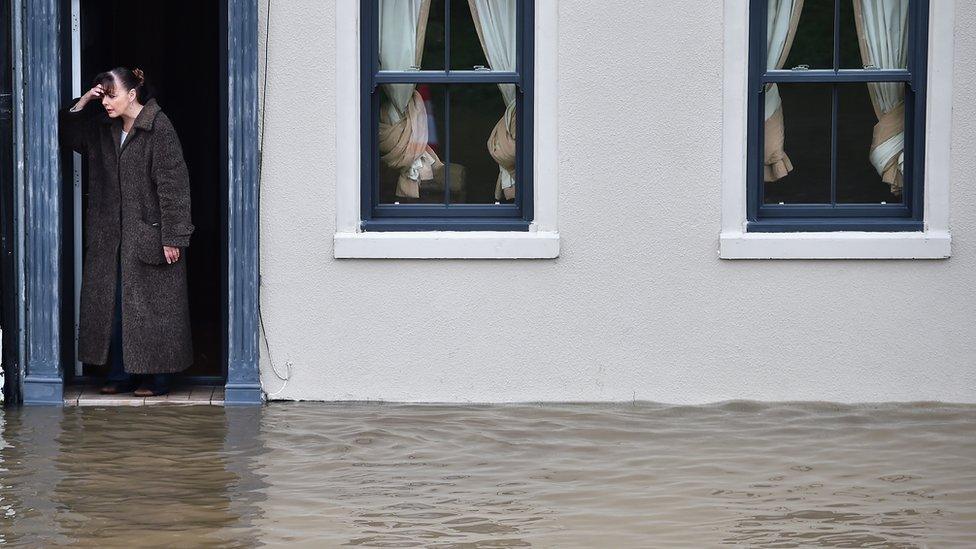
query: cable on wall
256 0 292 399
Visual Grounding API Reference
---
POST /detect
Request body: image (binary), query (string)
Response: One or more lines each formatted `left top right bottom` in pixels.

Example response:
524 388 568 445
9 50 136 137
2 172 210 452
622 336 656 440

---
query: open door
71 0 225 383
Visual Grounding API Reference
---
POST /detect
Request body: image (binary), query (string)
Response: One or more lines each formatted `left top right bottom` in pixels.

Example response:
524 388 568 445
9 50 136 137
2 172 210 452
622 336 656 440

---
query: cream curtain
854 0 909 195
467 0 518 200
765 0 804 182
378 0 443 198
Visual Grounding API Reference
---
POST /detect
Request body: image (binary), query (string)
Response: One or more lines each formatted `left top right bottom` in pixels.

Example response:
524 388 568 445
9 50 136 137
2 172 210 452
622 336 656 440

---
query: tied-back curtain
765 0 804 182
467 0 518 200
378 0 443 198
854 0 909 195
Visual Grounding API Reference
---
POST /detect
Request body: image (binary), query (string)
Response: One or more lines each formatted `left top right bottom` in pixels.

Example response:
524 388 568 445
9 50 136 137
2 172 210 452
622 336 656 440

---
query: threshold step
64 385 225 406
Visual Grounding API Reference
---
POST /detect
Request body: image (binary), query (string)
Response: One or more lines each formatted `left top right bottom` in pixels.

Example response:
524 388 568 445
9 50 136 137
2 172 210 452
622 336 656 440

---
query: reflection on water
0 402 973 547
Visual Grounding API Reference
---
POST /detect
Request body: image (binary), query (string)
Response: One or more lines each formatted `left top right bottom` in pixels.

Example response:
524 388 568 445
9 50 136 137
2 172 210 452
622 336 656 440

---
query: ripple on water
0 402 973 548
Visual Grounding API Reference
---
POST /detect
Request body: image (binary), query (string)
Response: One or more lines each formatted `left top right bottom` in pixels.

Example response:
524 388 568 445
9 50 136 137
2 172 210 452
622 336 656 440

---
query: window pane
378 0 443 71
779 0 833 71
840 0 909 69
451 0 515 72
420 0 445 70
449 84 516 204
763 83 832 204
377 84 447 204
837 83 905 203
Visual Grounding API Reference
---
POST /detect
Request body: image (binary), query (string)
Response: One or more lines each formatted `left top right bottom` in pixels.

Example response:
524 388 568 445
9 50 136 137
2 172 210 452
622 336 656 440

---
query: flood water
0 402 973 547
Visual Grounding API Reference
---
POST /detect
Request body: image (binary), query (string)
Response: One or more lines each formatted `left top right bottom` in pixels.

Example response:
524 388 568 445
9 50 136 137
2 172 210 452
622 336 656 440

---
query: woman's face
100 75 137 118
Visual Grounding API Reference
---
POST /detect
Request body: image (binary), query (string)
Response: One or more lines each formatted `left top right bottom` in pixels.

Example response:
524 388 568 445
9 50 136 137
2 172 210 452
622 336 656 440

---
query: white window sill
334 231 560 259
719 231 951 259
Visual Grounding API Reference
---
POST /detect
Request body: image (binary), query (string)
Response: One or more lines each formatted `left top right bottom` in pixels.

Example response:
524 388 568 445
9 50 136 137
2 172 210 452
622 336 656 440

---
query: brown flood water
0 402 974 547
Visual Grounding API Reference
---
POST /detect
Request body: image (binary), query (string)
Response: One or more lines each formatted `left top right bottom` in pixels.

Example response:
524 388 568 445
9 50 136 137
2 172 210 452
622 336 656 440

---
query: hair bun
132 68 145 84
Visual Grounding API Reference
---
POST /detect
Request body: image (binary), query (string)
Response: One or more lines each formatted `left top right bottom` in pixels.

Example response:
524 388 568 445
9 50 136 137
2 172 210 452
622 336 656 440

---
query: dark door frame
9 0 261 405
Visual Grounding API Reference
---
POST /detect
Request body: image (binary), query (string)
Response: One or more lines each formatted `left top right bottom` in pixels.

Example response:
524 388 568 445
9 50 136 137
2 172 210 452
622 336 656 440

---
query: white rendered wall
255 1 976 403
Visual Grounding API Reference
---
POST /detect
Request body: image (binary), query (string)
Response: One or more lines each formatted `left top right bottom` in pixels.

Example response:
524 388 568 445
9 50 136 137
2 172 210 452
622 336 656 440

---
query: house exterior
2 1 974 405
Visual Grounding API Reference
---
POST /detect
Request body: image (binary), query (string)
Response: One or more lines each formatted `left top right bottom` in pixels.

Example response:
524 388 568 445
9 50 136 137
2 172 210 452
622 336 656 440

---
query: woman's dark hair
93 67 152 103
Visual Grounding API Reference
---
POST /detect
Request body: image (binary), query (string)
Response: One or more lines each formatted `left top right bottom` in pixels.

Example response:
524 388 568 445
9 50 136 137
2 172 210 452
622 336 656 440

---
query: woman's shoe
99 381 134 395
133 385 170 397
133 373 173 397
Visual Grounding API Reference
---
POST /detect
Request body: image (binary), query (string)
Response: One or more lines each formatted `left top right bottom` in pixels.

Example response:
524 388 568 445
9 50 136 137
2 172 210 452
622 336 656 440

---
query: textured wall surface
255 1 976 403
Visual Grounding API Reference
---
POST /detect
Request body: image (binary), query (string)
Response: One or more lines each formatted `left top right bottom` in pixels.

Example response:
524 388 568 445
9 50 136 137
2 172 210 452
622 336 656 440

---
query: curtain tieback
378 90 443 198
763 103 794 182
407 151 438 182
871 101 906 195
488 101 518 200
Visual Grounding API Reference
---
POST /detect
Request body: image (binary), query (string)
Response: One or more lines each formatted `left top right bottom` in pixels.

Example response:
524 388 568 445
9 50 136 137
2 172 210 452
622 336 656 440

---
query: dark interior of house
0 0 18 402
76 0 223 379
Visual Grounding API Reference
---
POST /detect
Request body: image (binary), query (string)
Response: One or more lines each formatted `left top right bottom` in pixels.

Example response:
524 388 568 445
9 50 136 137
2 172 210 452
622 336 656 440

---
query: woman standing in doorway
59 67 195 397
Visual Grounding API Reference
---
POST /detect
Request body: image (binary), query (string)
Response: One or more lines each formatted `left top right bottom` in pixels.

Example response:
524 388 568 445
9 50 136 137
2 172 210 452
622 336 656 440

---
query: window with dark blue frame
747 0 928 232
360 0 534 232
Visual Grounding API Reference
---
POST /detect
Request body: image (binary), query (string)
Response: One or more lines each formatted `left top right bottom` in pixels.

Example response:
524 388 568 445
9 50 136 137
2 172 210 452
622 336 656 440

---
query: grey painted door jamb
224 0 262 405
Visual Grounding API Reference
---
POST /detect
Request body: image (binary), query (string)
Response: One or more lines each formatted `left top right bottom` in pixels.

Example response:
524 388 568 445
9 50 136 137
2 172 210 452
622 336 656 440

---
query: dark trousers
106 256 129 382
106 254 171 392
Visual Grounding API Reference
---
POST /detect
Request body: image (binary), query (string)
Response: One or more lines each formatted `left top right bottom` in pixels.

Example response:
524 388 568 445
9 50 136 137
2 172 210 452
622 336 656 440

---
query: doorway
72 0 226 382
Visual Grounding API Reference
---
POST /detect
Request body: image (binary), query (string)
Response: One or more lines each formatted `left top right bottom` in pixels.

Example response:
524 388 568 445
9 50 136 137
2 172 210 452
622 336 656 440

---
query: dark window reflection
450 0 491 70
419 0 445 70
783 0 834 70
764 83 832 204
840 0 864 69
449 84 512 204
837 83 904 203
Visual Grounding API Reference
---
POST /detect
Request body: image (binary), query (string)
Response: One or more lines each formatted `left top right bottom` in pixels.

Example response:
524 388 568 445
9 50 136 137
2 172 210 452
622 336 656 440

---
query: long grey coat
59 98 196 374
